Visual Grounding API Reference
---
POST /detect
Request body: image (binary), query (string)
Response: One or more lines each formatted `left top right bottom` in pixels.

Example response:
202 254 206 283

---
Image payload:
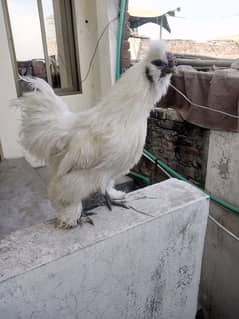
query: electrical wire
18 17 119 86
80 16 119 83
145 151 239 241
143 149 239 241
208 215 239 241
169 83 239 120
143 149 239 215
79 15 239 123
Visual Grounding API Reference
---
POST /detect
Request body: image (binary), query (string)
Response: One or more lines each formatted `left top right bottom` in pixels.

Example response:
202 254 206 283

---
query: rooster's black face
151 59 174 78
145 52 175 83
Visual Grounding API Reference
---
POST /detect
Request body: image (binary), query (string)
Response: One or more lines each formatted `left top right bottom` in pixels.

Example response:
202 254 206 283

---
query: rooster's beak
160 65 175 77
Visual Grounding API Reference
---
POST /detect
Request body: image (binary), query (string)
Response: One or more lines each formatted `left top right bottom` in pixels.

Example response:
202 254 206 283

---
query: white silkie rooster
19 41 175 228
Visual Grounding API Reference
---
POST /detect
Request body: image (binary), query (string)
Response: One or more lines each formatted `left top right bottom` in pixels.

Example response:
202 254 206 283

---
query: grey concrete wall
201 130 239 319
0 179 209 319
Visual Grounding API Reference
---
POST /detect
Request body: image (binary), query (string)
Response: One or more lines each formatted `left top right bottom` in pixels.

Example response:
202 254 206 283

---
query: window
3 0 81 96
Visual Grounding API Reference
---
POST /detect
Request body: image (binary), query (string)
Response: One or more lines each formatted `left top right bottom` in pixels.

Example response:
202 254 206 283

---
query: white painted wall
0 0 118 159
0 3 21 159
96 0 119 97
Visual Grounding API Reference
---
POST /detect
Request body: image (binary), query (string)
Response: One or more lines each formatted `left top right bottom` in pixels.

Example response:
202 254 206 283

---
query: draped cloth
163 66 239 132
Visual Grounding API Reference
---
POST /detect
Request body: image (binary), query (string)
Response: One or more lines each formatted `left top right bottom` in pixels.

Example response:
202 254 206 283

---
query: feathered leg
56 202 83 229
49 171 98 229
55 201 95 228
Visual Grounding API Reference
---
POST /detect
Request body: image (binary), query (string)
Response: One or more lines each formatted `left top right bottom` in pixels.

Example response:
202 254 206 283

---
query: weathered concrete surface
0 159 56 239
201 131 239 319
0 179 209 319
0 159 136 240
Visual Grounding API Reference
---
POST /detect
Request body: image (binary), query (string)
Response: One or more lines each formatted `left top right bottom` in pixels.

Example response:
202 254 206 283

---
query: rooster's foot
78 211 96 226
55 209 96 229
104 191 129 211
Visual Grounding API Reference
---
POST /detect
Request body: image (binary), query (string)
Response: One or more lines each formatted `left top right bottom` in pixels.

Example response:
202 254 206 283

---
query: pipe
143 149 239 216
116 0 127 80
128 171 151 186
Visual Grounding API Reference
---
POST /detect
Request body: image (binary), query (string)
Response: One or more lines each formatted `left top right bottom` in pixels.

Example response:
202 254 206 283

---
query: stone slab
0 179 209 319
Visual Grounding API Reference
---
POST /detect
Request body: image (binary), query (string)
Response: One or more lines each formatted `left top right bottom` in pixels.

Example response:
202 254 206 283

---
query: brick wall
134 108 209 187
121 1 131 73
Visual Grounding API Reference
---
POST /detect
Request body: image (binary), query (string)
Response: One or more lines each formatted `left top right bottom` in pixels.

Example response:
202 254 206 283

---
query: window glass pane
7 0 46 92
7 0 79 93
42 0 74 91
41 0 60 88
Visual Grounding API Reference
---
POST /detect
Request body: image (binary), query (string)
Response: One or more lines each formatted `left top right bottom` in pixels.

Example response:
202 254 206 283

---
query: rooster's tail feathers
18 77 74 161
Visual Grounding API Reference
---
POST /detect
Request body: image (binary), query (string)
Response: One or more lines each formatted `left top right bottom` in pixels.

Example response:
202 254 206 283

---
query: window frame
2 0 82 97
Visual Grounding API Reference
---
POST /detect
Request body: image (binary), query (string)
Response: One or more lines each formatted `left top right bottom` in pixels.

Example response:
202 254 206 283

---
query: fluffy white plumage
19 41 173 228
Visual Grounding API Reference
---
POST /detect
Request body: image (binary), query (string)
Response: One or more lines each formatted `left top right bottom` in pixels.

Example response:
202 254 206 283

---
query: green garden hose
116 0 127 80
143 149 239 216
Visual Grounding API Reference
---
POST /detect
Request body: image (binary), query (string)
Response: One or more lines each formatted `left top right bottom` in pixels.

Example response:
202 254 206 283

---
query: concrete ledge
0 179 209 319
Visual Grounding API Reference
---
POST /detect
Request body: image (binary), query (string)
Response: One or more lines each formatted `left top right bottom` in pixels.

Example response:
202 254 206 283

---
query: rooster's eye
151 60 164 67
